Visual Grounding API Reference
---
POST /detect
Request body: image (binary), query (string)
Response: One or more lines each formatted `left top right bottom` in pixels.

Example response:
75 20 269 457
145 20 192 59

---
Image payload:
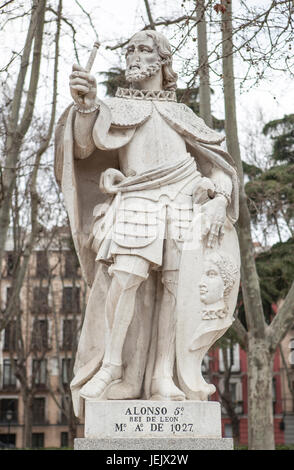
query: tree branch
143 0 156 30
106 15 198 50
17 0 46 138
268 281 294 352
0 0 14 9
231 317 248 351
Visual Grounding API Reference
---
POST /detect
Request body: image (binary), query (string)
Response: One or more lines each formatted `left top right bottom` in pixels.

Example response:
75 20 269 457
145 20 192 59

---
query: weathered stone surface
84 400 221 440
55 30 240 424
74 437 233 450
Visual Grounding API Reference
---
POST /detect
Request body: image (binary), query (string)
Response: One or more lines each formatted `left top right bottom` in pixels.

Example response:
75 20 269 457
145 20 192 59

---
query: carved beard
125 59 162 84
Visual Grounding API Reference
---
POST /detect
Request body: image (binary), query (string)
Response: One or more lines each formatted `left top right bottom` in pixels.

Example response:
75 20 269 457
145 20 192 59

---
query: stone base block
84 400 222 439
75 400 233 450
74 437 233 450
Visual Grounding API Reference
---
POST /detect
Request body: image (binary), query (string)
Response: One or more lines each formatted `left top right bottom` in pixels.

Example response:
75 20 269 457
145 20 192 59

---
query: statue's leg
107 272 156 400
80 254 150 400
150 268 185 400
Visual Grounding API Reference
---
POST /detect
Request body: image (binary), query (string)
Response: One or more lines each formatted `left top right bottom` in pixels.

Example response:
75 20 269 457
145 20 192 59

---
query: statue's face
125 32 162 84
199 260 224 305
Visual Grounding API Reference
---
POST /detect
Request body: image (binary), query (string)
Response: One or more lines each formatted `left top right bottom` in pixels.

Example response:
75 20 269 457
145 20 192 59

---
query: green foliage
244 114 294 232
245 163 294 227
236 238 294 325
263 114 294 164
242 161 262 180
236 115 294 330
256 237 294 307
176 87 200 113
213 327 241 350
99 67 127 97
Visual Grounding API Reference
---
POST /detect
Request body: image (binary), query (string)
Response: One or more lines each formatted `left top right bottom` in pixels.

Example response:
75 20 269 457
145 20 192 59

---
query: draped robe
54 93 240 418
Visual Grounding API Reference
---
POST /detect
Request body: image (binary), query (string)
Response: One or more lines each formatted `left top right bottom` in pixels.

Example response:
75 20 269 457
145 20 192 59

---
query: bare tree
207 340 241 446
0 0 47 268
221 0 294 450
48 232 87 448
196 0 212 127
0 0 62 334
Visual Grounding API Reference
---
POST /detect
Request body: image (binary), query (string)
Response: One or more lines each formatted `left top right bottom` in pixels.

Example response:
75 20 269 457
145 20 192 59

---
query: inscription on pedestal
85 400 221 439
115 405 193 435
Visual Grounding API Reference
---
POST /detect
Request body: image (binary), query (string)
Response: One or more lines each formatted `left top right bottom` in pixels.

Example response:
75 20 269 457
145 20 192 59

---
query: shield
176 207 240 400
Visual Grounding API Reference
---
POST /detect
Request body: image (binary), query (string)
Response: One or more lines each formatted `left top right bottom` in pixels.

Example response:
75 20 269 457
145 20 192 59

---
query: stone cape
54 95 239 418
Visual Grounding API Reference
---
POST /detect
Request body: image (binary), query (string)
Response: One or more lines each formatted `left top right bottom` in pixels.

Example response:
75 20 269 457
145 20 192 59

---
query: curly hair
206 251 238 300
127 30 178 91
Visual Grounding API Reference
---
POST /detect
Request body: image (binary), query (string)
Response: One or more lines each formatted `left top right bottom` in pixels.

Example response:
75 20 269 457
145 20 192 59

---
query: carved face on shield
199 251 238 320
199 259 225 305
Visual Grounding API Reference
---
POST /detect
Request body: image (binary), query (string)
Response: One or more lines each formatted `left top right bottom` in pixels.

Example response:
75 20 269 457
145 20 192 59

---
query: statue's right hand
69 63 97 109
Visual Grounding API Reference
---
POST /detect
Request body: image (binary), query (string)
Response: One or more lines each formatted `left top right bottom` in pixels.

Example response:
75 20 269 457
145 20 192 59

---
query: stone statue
54 30 240 418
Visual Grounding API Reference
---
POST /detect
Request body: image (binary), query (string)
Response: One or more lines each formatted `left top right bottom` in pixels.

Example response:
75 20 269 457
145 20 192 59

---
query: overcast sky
1 0 293 121
1 0 293 243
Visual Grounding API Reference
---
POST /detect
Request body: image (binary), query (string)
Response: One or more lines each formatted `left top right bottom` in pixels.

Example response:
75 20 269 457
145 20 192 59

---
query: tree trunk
231 414 240 446
22 389 33 449
196 0 212 127
143 0 156 30
247 335 275 449
222 391 240 445
221 0 275 449
68 403 77 448
221 346 240 446
0 0 46 270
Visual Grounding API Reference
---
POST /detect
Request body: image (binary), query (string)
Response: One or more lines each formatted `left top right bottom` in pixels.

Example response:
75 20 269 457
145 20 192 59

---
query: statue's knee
108 255 150 291
110 268 146 291
162 270 179 297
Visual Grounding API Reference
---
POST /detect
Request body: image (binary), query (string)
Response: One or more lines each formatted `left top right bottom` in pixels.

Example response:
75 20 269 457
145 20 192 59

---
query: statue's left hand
200 195 227 248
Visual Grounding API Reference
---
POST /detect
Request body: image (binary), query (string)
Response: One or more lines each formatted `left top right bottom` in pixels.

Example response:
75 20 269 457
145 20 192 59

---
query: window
36 251 49 278
32 287 49 314
229 382 243 414
32 398 45 425
219 344 240 372
224 423 233 438
32 359 47 388
289 338 294 368
0 434 16 448
6 287 11 307
60 396 70 424
3 359 17 389
60 432 68 448
4 320 17 351
272 377 277 414
6 252 15 277
219 378 243 415
32 320 48 351
62 320 73 350
0 399 18 424
32 433 44 449
65 252 79 278
201 354 210 373
61 358 72 385
62 287 80 314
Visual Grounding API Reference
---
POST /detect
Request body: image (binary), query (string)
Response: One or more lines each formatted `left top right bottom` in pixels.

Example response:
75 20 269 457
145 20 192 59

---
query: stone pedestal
74 400 233 450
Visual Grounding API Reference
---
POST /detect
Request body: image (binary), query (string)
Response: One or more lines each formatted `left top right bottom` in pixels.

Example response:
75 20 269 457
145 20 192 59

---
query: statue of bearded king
54 30 240 418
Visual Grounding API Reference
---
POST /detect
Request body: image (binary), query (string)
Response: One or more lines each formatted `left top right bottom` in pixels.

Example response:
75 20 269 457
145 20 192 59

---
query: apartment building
279 327 294 445
0 232 86 448
208 342 288 446
0 233 293 448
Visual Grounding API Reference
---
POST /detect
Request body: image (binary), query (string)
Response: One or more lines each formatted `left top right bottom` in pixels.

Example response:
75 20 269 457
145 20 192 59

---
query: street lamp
6 409 13 447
